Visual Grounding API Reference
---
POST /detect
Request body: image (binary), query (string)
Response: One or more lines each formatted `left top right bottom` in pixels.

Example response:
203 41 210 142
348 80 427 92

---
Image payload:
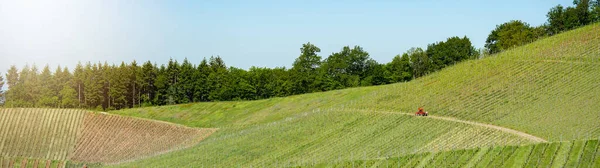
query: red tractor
415 107 428 116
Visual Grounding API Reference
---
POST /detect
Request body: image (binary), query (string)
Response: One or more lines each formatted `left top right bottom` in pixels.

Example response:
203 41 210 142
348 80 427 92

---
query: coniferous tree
179 58 195 103
154 65 168 105
37 65 57 107
83 63 103 109
73 62 85 107
208 56 229 101
194 59 210 102
140 61 157 105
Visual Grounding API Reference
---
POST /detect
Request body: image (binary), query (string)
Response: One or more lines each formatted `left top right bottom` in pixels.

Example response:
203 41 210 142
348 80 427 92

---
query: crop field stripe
28 109 43 159
551 142 573 168
524 143 548 167
8 109 24 157
506 145 534 168
429 150 450 167
32 109 46 159
66 110 85 160
402 153 426 168
65 109 82 160
48 108 62 160
454 149 479 166
474 146 504 168
578 140 599 168
594 141 600 168
565 140 586 167
38 109 54 159
32 109 46 158
62 109 77 160
14 109 30 157
445 149 468 167
5 109 19 156
538 142 561 168
489 146 517 167
414 152 435 168
0 108 10 154
56 109 69 160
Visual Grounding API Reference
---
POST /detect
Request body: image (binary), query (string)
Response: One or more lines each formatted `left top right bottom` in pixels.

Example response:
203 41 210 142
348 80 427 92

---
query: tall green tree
485 20 538 54
110 62 129 109
73 62 85 107
128 60 141 107
194 59 210 102
547 5 566 35
4 66 19 106
592 1 600 22
83 63 103 109
59 84 78 108
166 59 181 104
154 65 169 105
386 54 413 83
428 36 478 71
37 65 57 107
408 47 430 78
575 0 592 25
291 42 323 94
207 56 229 101
140 61 157 105
229 67 255 100
179 58 195 103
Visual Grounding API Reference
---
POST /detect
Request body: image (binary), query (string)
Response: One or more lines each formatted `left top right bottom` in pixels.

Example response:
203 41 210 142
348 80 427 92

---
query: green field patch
524 143 548 167
551 141 573 168
578 140 599 167
565 140 586 167
538 142 561 167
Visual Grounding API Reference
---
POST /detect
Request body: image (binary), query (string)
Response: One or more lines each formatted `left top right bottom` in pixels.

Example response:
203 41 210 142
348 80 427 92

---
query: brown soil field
70 112 217 164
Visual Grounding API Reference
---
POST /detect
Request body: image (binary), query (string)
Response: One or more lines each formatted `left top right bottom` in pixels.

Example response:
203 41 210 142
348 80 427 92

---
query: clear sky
0 0 573 87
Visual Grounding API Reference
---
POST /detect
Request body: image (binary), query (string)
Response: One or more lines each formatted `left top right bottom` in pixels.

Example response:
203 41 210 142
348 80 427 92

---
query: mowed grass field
0 108 215 167
107 23 600 167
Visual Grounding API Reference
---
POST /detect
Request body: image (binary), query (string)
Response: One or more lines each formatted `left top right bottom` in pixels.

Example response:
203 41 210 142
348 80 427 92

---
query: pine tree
37 65 57 107
194 58 210 102
179 58 195 103
73 62 85 107
141 61 157 106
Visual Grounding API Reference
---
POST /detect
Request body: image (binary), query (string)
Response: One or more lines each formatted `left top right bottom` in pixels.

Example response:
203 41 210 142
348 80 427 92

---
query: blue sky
0 0 573 85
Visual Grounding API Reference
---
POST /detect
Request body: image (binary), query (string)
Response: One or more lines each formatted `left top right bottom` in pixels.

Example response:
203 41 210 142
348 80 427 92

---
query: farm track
339 108 548 143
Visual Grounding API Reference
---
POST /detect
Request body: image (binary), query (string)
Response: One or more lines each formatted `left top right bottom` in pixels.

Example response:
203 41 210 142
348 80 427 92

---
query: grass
0 156 65 168
109 110 533 167
105 23 600 166
317 139 600 167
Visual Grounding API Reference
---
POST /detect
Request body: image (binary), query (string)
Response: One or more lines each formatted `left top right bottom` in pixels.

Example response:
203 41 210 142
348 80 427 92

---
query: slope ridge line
340 108 547 143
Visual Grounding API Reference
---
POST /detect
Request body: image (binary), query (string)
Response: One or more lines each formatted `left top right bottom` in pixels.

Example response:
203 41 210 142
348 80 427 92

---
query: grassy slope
317 139 600 168
109 23 600 166
110 110 532 167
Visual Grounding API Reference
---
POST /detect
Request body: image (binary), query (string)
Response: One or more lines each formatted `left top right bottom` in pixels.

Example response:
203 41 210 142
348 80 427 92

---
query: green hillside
318 139 600 168
107 23 600 167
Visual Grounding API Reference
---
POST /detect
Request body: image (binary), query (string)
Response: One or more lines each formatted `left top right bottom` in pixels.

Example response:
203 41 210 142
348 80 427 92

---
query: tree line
485 0 600 54
1 1 598 110
0 36 477 110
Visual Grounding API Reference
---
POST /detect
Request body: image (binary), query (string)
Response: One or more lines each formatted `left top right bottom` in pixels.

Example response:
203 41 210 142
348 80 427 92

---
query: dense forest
0 1 598 110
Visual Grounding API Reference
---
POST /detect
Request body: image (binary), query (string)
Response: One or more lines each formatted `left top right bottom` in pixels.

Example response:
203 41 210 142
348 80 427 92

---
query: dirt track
348 109 548 143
